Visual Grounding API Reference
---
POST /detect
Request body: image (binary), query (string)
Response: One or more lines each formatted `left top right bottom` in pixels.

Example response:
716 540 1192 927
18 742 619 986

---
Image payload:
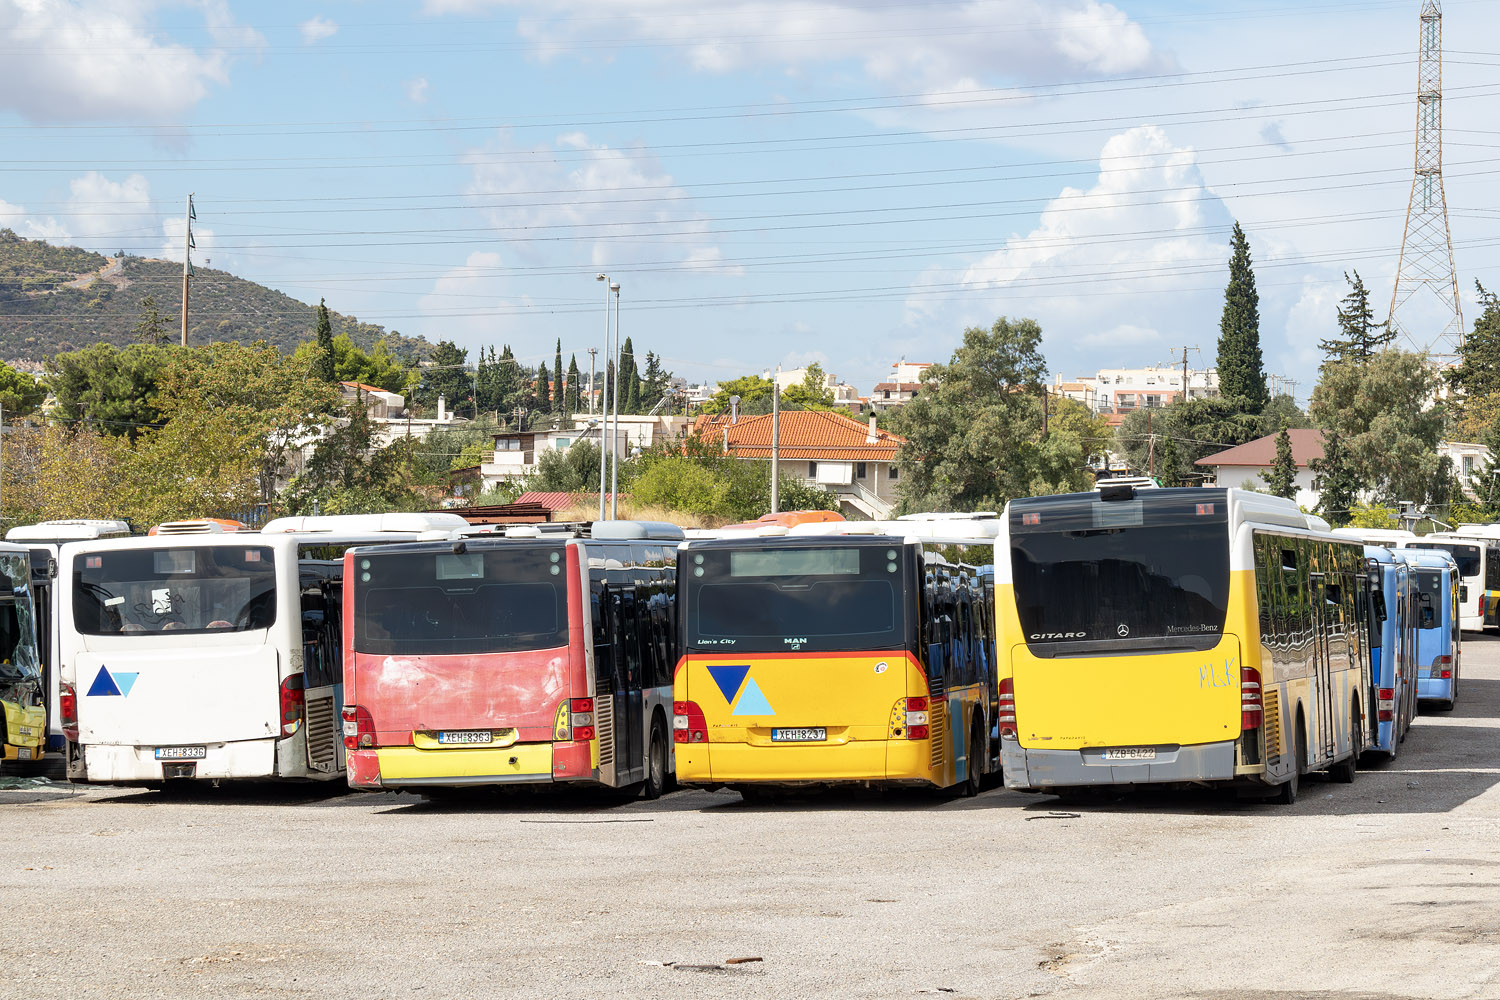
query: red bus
341 521 682 797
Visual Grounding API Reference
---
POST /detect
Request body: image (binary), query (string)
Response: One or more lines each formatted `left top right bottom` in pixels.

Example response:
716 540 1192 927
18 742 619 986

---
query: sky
2 0 1498 402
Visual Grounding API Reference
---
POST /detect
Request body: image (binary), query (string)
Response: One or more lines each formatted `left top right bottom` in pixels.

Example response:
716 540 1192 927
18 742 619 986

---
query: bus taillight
673 701 707 744
279 674 305 738
904 696 929 740
1377 688 1395 722
1435 655 1453 679
997 679 1017 739
1240 667 1262 732
342 705 374 749
570 698 596 741
60 682 78 741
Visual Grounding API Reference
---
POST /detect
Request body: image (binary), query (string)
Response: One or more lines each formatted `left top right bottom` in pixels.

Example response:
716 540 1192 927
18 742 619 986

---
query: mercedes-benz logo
1117 623 1130 637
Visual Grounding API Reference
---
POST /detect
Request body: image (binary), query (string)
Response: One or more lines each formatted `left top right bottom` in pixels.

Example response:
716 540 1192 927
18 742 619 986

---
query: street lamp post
595 274 611 521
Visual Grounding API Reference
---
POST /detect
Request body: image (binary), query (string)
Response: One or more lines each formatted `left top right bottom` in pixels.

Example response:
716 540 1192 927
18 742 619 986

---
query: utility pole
180 193 196 347
587 347 598 416
609 282 621 520
1181 346 1190 403
770 371 781 515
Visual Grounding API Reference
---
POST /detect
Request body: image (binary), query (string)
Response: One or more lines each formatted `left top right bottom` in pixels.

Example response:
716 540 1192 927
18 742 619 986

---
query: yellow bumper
2 700 46 760
374 742 555 785
676 736 934 785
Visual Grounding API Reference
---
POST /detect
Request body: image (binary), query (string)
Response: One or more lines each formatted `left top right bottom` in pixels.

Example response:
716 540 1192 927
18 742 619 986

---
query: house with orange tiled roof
692 410 906 518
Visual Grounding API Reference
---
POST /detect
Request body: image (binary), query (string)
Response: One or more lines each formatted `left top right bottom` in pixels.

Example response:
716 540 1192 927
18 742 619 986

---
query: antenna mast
1388 1 1463 363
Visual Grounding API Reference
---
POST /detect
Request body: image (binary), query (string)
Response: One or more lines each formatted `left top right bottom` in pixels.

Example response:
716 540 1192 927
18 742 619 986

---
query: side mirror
1422 607 1435 627
1460 585 1469 603
1372 594 1388 623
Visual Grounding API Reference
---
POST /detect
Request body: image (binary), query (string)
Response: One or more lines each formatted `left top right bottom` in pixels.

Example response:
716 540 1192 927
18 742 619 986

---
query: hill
0 228 433 362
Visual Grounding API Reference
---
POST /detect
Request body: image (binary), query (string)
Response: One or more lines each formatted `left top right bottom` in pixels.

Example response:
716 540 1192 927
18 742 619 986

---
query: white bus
58 514 467 786
6 520 133 765
1403 529 1500 633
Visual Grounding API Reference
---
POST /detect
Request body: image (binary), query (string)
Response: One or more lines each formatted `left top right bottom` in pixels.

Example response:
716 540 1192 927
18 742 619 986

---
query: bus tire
1275 715 1305 805
960 716 984 798
642 721 668 801
1329 702 1359 784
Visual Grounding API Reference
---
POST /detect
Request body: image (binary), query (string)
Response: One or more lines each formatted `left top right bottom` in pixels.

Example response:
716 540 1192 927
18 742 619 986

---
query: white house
1194 429 1325 509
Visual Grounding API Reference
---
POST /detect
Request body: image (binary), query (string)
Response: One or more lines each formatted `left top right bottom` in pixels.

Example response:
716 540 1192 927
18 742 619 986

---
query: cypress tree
554 338 565 414
1216 222 1268 412
1450 282 1500 400
618 337 638 413
566 354 581 414
1260 426 1298 499
311 298 336 383
1157 436 1183 487
535 358 552 414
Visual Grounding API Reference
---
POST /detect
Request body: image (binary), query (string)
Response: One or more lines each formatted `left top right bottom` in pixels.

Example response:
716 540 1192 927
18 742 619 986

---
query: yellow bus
673 523 999 797
0 542 46 770
997 485 1370 804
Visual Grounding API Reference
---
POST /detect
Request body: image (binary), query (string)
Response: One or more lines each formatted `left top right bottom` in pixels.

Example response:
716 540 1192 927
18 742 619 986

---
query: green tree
309 299 336 383
702 374 776 415
420 340 472 417
1115 397 1261 482
640 351 672 411
1319 271 1394 368
782 363 836 410
1311 430 1360 527
1156 436 1184 487
566 354 582 414
1448 281 1500 440
132 294 169 346
0 361 46 417
1215 222 1268 412
154 340 342 503
619 337 640 413
890 317 1090 512
1260 426 1298 499
531 441 602 493
1310 349 1442 505
553 339 565 415
535 358 552 415
1257 394 1310 436
280 399 427 514
44 342 180 437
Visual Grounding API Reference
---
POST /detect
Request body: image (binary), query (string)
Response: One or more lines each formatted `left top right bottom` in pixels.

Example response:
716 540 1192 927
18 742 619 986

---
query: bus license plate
772 728 826 743
1103 747 1156 761
437 730 492 745
16 748 32 761
155 746 207 760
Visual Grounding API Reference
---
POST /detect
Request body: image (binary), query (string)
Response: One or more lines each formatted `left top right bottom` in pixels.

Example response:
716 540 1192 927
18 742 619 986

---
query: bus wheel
960 718 983 798
1329 703 1358 784
1275 724 1305 805
642 723 668 801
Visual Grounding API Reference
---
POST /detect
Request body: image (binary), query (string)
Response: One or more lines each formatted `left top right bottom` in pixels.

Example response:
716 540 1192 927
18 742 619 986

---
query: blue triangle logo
706 665 750 706
86 665 122 697
732 678 775 717
114 673 138 697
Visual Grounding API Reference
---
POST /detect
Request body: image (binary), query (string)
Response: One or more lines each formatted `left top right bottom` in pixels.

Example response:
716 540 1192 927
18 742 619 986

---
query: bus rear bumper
78 739 277 783
676 737 933 786
1000 737 1238 790
351 742 587 789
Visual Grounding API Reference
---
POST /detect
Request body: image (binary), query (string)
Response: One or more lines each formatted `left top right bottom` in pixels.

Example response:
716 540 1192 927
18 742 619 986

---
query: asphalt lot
4 639 1500 1000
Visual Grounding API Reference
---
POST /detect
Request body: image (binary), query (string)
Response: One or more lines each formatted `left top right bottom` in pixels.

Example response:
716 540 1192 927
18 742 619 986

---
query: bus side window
1488 548 1500 590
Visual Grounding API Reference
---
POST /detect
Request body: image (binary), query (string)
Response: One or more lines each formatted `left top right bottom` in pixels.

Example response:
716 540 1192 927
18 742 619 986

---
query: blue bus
1363 546 1417 758
1404 549 1461 711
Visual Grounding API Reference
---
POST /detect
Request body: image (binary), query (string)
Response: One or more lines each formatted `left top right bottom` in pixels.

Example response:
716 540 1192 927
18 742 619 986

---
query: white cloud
462 131 725 270
300 15 338 44
418 252 525 345
0 1 263 121
159 215 216 265
9 172 155 246
405 76 430 103
905 126 1233 375
421 1 1161 89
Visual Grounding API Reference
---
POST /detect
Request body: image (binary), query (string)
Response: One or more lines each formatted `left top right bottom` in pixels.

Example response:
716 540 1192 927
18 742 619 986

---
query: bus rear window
353 546 568 656
74 546 277 635
1408 542 1479 578
1010 493 1230 655
684 544 905 653
1415 571 1444 629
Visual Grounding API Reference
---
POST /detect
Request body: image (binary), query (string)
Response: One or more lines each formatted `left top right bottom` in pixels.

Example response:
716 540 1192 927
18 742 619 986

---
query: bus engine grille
1263 688 1283 766
595 681 615 767
304 695 339 772
928 696 947 770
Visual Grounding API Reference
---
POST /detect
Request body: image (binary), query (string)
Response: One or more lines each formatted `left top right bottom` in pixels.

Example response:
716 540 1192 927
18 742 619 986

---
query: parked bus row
1 490 1469 806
